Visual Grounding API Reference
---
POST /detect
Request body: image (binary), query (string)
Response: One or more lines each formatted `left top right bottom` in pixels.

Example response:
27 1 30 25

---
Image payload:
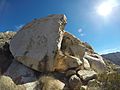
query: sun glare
97 2 112 16
97 0 118 17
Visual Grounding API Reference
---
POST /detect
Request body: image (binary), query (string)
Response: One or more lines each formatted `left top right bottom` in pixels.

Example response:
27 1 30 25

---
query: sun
97 2 112 16
97 0 118 17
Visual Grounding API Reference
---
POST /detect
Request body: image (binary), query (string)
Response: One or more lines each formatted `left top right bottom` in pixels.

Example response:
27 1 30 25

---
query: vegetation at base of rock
97 72 120 90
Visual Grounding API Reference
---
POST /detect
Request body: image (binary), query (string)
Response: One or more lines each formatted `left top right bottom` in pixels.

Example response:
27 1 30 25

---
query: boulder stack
1 14 108 90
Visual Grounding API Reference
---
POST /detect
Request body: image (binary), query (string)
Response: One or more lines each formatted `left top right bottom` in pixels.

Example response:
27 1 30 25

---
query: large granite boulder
84 53 106 74
10 14 67 72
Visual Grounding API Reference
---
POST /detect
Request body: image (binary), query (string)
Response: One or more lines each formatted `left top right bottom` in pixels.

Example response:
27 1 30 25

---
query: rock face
10 15 67 72
61 32 85 59
77 70 97 81
69 75 82 90
84 53 106 74
54 51 83 71
5 60 37 84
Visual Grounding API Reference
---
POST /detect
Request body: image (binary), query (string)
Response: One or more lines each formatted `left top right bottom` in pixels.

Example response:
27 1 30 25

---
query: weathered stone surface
82 42 94 54
61 32 85 59
54 51 82 71
4 60 37 84
77 70 97 81
10 14 67 72
22 81 39 90
83 58 90 70
0 31 15 74
84 53 106 74
36 76 65 90
69 74 82 90
66 70 76 77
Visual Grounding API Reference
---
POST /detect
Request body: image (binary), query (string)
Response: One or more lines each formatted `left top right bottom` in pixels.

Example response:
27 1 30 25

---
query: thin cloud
78 28 85 37
80 33 85 36
15 24 23 30
99 48 120 54
78 28 82 33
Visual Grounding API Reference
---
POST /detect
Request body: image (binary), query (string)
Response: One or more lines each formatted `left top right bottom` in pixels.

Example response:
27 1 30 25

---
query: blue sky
0 0 120 54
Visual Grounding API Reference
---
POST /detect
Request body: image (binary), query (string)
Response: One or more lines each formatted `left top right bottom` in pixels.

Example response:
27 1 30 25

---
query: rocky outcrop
0 14 110 90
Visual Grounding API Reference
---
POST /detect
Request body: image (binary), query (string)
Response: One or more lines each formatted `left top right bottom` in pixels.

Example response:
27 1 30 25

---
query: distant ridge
102 52 120 66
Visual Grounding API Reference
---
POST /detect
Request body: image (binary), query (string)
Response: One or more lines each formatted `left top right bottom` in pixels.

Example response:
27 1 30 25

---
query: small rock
69 74 82 90
77 70 97 82
66 70 76 77
22 81 39 90
36 76 65 90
